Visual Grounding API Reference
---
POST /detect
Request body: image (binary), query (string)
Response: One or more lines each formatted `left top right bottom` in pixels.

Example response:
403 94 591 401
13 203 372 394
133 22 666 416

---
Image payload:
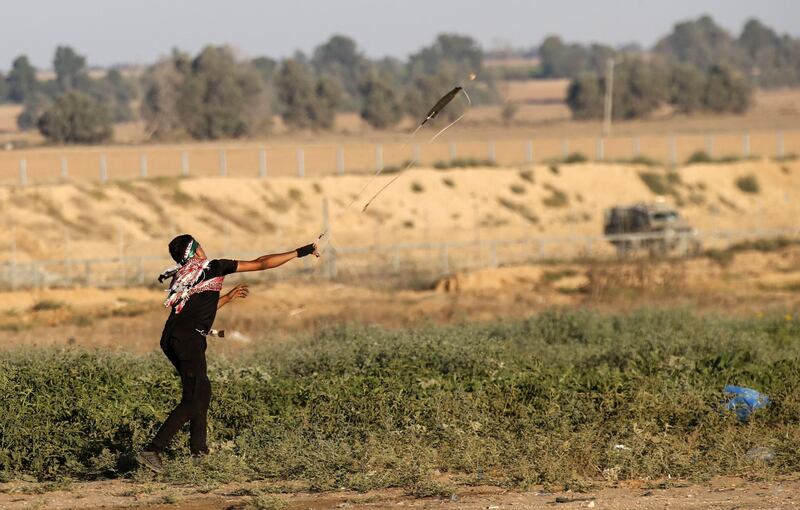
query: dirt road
1 476 798 509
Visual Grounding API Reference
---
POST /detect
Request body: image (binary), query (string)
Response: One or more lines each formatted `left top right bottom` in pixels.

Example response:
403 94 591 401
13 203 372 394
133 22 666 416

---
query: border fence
1 129 799 185
1 228 796 290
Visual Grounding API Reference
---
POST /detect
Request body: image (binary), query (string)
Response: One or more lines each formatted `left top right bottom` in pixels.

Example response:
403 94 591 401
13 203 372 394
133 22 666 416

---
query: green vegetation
541 268 579 283
432 158 496 170
542 184 569 208
1 311 799 490
360 74 403 129
497 197 539 223
638 171 682 196
37 91 113 144
735 174 760 194
614 155 661 167
562 152 588 164
29 300 66 312
686 150 713 164
518 169 535 183
567 60 751 120
706 237 799 267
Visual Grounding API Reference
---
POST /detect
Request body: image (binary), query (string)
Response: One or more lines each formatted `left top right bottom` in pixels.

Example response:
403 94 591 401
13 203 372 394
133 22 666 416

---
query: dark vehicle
603 202 701 255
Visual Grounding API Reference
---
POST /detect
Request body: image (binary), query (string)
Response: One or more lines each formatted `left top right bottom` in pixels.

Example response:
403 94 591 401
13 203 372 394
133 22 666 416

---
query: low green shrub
2 311 799 488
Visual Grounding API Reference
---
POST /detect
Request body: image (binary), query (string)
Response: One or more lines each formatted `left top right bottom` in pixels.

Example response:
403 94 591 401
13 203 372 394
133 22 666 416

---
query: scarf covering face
162 257 225 314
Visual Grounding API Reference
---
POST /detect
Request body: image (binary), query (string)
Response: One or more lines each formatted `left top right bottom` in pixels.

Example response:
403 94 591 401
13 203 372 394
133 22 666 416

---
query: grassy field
1 310 798 491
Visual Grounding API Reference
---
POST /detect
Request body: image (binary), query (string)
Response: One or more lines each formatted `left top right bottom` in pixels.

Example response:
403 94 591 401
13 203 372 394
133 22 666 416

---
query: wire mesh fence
1 130 798 186
1 228 796 291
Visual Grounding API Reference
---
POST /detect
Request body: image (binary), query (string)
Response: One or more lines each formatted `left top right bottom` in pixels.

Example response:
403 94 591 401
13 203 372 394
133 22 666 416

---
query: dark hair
168 234 195 264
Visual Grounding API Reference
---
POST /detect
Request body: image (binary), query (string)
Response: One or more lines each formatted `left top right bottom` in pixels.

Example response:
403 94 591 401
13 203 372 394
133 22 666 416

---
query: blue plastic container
724 385 770 422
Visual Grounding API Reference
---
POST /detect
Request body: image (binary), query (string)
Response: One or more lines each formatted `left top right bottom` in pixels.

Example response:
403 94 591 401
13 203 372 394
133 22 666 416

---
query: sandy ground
0 160 799 267
1 476 798 509
1 243 798 355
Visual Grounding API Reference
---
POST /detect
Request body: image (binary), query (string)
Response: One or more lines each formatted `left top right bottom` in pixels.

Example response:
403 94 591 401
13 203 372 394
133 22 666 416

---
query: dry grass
499 79 570 103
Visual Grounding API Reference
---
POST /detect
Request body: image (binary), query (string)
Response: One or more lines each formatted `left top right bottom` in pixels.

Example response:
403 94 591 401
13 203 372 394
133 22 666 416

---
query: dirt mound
0 160 798 263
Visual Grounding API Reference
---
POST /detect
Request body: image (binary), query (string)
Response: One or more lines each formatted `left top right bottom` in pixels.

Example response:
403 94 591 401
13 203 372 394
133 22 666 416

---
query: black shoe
136 449 164 473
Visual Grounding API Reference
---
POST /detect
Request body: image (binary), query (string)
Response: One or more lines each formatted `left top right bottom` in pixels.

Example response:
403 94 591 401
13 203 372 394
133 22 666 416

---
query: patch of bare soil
1 476 798 510
1 245 799 355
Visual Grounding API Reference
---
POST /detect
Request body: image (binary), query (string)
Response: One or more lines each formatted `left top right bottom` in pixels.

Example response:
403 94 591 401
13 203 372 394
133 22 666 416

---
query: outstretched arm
235 240 320 273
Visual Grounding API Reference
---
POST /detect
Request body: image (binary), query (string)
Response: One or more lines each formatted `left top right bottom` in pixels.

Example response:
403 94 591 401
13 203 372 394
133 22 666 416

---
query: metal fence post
60 156 68 180
19 159 27 186
488 141 496 163
596 138 604 161
140 153 148 178
218 149 227 176
413 144 421 164
525 141 533 163
706 133 714 157
777 131 785 158
561 139 569 158
181 151 189 176
336 146 345 175
100 154 108 183
743 133 750 157
449 143 457 161
633 137 640 157
259 148 267 178
297 148 305 177
375 144 383 171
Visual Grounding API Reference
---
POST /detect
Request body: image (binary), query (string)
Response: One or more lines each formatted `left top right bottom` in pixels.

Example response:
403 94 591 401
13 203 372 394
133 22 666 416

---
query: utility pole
603 58 615 136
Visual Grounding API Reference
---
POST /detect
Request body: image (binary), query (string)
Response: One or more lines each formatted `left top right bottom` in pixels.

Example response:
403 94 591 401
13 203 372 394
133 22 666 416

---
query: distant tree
737 18 800 87
176 46 263 140
312 35 368 106
86 68 136 122
276 59 319 130
37 91 112 143
702 65 751 113
612 59 667 119
16 93 50 130
654 15 746 71
404 72 466 123
0 73 8 103
668 63 705 113
6 55 37 103
53 46 90 92
566 60 666 120
312 74 343 129
408 33 483 81
565 74 604 119
140 50 191 139
360 73 403 129
538 36 614 78
251 57 278 82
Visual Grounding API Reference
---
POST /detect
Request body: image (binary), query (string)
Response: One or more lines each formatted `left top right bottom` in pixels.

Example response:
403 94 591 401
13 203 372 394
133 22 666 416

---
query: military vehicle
603 202 700 255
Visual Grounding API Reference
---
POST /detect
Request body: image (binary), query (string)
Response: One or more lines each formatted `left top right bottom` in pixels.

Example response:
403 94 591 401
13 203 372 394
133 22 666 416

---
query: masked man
136 234 319 472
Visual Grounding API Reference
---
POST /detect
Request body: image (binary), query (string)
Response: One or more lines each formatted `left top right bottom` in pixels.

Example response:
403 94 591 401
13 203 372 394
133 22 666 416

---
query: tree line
540 16 799 119
0 15 798 143
0 34 494 143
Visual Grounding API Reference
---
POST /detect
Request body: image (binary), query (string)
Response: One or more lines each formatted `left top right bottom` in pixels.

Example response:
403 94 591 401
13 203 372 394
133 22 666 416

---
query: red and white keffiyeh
163 257 224 314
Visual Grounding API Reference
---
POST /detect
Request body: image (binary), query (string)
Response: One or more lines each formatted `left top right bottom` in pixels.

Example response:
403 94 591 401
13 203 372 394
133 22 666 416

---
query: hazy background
4 0 800 68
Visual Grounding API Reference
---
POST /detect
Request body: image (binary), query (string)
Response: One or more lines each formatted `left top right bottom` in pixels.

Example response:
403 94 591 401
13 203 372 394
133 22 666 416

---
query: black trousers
148 333 211 454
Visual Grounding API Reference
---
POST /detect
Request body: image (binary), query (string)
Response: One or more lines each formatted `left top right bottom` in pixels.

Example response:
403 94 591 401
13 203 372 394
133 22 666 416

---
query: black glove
296 243 315 257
